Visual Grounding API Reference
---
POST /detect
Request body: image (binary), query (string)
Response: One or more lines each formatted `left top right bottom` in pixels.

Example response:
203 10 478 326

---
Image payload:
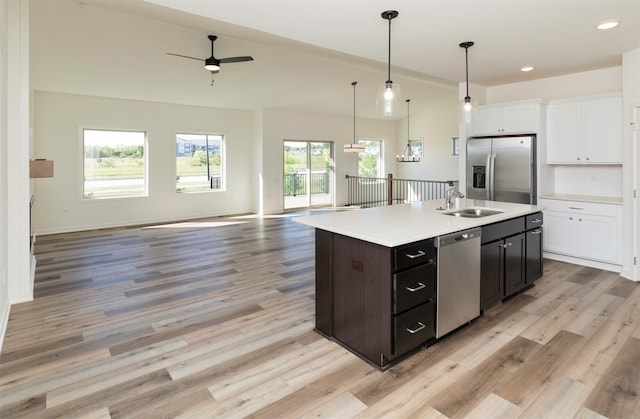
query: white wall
396 94 459 182
33 91 254 234
486 67 622 104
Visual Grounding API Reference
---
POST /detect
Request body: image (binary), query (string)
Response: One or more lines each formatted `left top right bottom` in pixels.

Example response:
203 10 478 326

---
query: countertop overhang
293 199 543 247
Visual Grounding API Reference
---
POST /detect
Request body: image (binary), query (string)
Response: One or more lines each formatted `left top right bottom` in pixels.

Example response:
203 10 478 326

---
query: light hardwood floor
1 212 639 418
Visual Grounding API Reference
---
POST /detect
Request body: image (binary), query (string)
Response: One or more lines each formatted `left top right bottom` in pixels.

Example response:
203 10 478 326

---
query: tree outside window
358 139 383 178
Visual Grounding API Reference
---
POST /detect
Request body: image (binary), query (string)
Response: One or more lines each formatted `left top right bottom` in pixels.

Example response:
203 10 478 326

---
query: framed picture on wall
451 137 460 156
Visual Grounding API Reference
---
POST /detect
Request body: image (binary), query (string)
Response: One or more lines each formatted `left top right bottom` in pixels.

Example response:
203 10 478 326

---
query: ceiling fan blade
219 56 254 64
166 52 204 62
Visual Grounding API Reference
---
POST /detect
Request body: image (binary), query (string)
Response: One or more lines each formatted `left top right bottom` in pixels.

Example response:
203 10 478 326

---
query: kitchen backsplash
553 165 622 198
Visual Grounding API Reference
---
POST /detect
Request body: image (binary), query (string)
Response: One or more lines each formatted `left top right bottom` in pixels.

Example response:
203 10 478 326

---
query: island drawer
481 217 526 244
393 263 435 314
394 300 435 356
525 212 543 230
394 238 435 271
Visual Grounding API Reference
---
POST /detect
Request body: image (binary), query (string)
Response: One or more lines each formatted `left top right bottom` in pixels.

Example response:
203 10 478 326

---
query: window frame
82 128 148 200
175 132 226 194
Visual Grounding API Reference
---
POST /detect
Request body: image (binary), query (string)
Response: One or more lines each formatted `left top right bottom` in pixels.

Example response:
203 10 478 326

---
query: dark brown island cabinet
480 212 544 311
313 211 543 370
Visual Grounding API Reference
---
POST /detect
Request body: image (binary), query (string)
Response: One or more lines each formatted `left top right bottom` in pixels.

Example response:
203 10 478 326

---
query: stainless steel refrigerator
466 135 536 205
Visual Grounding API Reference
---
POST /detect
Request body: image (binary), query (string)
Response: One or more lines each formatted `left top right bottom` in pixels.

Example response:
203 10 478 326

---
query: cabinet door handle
406 322 426 334
530 219 542 224
406 282 426 292
531 229 542 235
498 242 512 248
406 250 426 259
569 207 583 210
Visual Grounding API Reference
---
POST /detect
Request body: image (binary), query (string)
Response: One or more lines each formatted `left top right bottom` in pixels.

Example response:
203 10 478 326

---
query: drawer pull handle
406 250 426 259
406 322 426 334
530 219 542 224
406 283 426 292
569 207 584 210
531 230 542 235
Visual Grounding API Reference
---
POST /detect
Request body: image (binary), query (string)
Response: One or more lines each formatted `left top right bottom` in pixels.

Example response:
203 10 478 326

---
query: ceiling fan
167 35 253 75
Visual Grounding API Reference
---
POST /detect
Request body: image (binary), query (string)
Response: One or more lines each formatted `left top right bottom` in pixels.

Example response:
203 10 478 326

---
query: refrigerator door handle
492 153 497 200
485 153 492 200
488 153 496 201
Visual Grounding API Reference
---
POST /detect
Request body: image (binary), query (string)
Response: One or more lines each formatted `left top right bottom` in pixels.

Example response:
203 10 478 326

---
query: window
358 139 383 178
409 138 423 157
176 133 224 193
83 129 146 199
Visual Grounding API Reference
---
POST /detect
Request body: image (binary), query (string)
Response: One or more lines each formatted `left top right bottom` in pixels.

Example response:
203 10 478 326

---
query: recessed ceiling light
596 20 619 30
521 66 534 72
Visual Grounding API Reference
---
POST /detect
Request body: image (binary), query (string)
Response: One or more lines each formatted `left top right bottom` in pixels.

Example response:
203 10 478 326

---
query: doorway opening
283 140 333 210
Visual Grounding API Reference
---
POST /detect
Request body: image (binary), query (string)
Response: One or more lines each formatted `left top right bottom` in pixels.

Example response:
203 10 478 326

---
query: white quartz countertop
539 194 622 205
293 199 543 247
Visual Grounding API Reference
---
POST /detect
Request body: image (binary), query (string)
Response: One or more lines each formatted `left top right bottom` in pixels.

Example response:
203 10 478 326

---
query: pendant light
397 99 419 162
377 10 401 117
344 81 365 153
459 41 474 112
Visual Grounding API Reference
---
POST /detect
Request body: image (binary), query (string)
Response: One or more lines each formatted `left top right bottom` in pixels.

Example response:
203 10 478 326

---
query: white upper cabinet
470 102 539 136
547 93 622 164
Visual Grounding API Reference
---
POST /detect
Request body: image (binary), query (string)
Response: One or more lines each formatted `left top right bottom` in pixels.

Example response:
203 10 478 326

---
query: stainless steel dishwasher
435 227 481 338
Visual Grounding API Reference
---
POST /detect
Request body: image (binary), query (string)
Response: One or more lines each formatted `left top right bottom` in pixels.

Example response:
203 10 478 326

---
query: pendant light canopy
377 10 401 117
397 99 419 163
459 41 474 112
344 81 365 153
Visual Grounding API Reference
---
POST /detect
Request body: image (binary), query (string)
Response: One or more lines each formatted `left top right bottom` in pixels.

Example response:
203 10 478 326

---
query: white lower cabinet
539 198 621 265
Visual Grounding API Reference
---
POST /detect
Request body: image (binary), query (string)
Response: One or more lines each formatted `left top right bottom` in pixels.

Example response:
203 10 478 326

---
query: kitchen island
294 199 544 369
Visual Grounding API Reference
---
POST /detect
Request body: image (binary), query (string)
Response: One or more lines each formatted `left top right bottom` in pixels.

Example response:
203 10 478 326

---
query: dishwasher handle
435 227 482 248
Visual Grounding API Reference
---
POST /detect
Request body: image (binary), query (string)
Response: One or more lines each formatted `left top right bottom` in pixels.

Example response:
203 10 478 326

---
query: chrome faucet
445 188 465 209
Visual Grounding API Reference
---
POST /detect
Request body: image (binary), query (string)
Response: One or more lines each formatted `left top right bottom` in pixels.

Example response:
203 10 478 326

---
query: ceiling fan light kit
167 34 253 77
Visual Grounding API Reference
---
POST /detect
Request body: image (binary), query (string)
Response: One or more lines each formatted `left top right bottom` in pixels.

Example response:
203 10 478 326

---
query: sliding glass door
283 140 333 210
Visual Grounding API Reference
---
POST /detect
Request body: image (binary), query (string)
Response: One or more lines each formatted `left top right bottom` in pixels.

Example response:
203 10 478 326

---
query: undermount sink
443 208 504 218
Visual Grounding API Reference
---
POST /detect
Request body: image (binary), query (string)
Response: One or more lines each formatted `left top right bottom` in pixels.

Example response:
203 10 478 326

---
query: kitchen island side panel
315 229 333 337
332 234 393 364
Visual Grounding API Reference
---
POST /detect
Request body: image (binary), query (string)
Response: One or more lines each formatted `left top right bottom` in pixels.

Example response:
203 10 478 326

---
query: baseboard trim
0 300 10 352
543 252 622 273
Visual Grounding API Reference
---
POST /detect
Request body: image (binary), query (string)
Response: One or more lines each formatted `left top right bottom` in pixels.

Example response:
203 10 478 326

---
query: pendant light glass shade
378 10 400 117
344 81 365 153
377 82 401 117
459 41 474 113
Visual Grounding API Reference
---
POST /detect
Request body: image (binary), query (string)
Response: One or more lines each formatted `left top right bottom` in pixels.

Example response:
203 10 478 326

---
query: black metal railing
284 172 330 197
345 174 457 207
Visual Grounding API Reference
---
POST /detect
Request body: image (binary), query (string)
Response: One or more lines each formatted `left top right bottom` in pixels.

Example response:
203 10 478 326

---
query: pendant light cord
407 99 411 146
352 81 357 143
387 17 392 83
465 47 469 98
406 99 410 148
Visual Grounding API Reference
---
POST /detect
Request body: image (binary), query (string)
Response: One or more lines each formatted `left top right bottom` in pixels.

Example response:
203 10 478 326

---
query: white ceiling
34 0 639 120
